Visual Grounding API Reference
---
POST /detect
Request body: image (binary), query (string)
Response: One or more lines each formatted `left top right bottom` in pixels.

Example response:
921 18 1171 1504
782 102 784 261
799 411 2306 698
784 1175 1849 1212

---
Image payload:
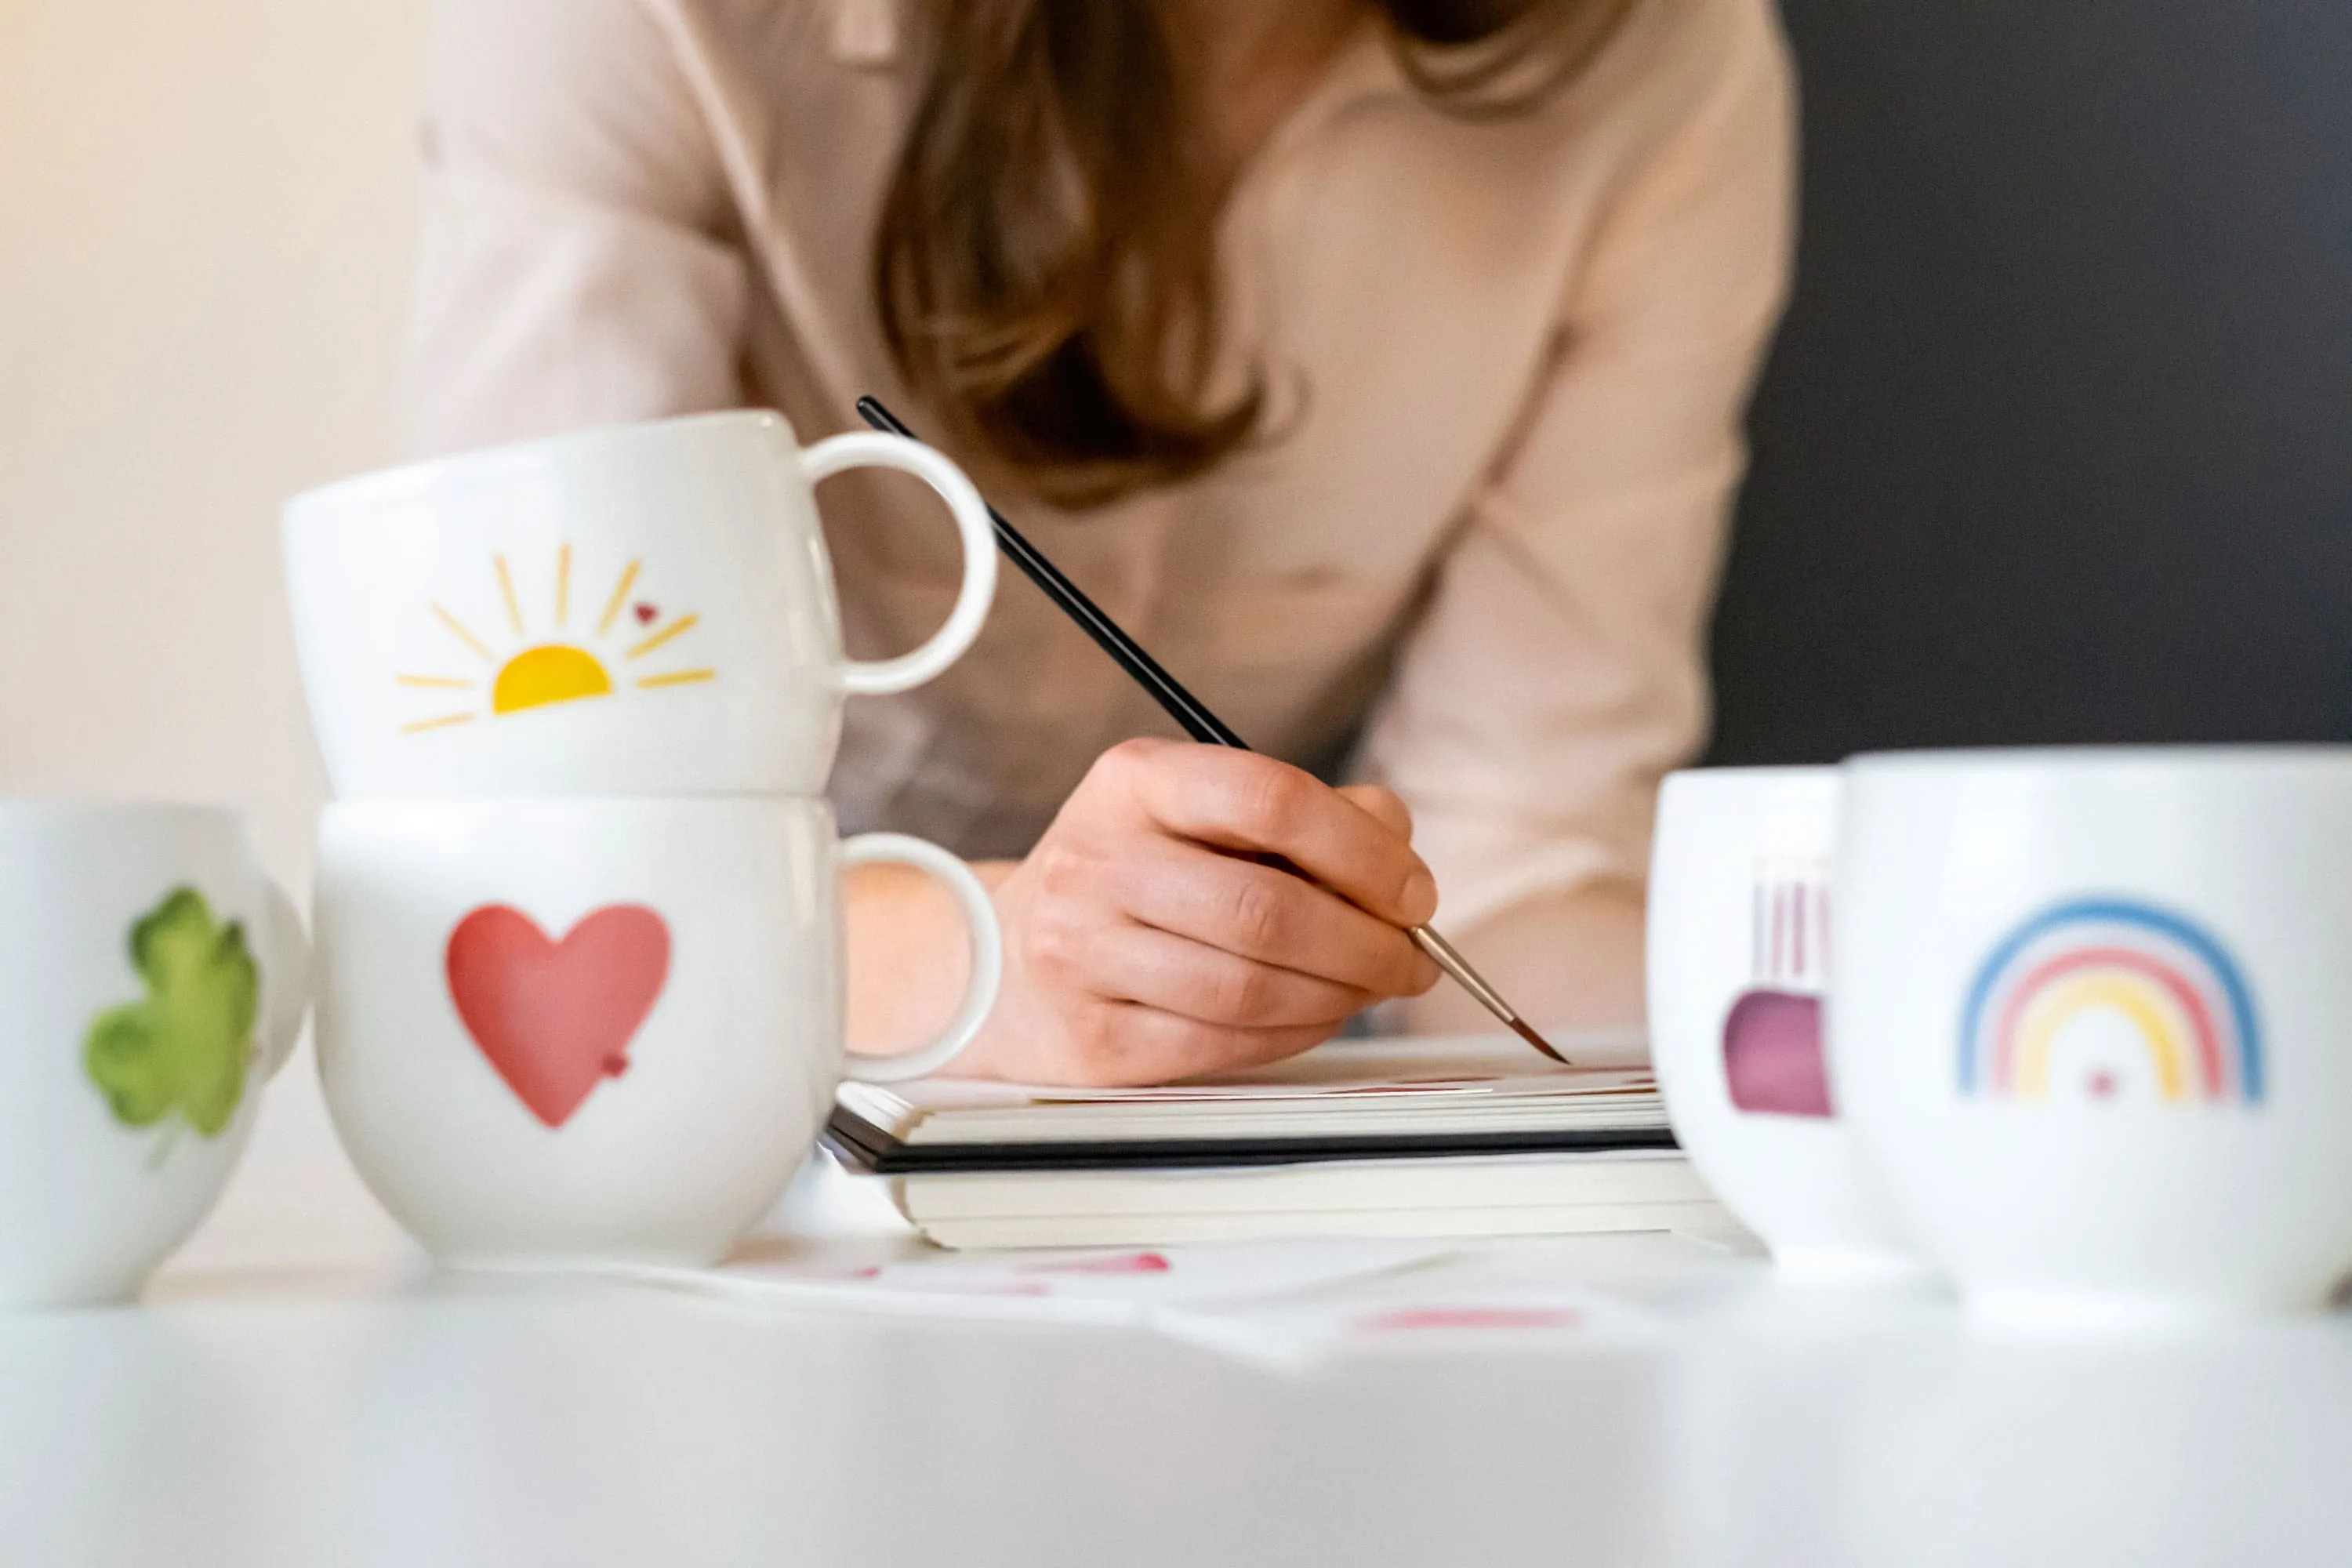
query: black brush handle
855 397 1245 749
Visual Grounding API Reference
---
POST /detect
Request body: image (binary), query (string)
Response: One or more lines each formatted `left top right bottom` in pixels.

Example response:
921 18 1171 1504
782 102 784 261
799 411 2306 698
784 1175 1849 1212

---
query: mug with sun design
281 410 998 799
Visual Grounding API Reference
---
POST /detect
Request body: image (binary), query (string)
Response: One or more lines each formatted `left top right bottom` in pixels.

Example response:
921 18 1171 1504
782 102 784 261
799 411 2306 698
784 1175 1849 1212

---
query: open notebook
826 1032 1726 1250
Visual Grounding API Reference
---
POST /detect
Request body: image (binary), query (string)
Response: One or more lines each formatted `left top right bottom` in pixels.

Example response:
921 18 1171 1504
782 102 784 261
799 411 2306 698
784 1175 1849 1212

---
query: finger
1069 1001 1334 1087
1083 920 1374 1029
1110 744 1438 927
1113 840 1442 997
1335 783 1413 840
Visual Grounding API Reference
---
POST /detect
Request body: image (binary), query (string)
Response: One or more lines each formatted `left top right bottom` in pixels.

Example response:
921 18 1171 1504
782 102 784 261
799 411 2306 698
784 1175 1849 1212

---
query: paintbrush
856 394 1568 1065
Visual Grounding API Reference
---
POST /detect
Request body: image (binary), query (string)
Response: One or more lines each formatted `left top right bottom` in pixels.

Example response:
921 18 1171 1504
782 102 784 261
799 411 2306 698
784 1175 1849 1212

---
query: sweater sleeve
405 0 752 455
1362 0 1797 953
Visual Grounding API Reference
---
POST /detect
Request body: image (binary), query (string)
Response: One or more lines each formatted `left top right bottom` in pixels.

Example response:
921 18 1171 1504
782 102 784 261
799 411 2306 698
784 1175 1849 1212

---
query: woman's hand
845 739 1444 1087
971 739 1443 1084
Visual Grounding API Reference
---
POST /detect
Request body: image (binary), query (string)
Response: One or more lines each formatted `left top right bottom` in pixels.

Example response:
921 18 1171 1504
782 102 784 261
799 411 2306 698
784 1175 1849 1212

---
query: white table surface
7 1051 2352 1568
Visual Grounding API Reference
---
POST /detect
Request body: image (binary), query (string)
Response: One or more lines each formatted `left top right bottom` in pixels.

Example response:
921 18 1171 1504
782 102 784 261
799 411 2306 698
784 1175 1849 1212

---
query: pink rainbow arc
1987 946 2227 1098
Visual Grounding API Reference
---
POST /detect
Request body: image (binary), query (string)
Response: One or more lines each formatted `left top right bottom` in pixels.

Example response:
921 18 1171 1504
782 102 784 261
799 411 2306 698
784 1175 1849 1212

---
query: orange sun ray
400 712 477 734
598 560 641 636
431 604 495 663
556 544 572 627
636 669 715 689
626 613 699 660
494 554 524 634
395 674 477 689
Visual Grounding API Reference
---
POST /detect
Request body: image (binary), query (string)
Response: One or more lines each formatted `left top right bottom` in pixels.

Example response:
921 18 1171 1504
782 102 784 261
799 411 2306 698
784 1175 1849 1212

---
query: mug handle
252 880 312 1079
797 432 1000 696
837 833 1004 1084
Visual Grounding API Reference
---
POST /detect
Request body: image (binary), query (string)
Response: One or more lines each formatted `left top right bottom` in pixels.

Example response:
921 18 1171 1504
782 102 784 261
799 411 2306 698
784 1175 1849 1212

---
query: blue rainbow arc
1958 897 2262 1104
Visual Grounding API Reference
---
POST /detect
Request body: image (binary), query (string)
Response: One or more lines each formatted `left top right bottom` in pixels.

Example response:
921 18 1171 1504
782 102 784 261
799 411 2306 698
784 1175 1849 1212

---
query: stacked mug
283 412 1005 1268
1650 750 2352 1320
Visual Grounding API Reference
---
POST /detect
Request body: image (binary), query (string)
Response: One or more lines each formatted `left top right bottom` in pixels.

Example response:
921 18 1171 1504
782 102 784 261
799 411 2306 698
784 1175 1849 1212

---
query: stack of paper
826 1032 1730 1249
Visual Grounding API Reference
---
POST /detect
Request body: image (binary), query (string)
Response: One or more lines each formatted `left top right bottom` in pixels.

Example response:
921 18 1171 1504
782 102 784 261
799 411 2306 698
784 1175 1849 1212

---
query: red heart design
445 905 670 1129
633 602 659 625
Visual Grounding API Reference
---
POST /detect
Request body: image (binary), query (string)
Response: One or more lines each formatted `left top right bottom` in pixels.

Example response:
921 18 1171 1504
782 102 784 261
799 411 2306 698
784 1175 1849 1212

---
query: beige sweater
407 0 1795 975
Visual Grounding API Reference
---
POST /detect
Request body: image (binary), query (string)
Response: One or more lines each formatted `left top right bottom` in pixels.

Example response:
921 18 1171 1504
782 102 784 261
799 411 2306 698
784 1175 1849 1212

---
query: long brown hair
873 0 1634 508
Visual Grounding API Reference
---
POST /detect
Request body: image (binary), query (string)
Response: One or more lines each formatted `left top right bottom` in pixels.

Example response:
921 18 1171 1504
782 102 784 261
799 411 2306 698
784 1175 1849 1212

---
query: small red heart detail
633 602 659 625
445 905 670 1129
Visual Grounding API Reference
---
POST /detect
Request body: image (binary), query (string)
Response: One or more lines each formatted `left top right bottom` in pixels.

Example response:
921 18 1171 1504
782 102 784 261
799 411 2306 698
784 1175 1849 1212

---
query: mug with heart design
281 409 999 799
0 801 310 1307
313 796 1000 1266
1646 768 1926 1283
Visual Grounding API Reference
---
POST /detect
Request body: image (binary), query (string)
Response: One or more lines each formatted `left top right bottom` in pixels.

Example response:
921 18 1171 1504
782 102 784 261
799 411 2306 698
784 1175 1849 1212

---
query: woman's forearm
844 856 1017 1060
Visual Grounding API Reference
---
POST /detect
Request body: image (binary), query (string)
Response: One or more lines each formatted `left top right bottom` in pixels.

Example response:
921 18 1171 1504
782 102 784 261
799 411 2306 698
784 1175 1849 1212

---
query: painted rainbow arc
1958 898 2262 1105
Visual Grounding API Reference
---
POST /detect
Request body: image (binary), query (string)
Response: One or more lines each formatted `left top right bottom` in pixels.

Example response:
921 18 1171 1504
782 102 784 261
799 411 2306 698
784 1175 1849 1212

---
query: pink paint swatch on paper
1357 1305 1586 1334
1025 1251 1174 1276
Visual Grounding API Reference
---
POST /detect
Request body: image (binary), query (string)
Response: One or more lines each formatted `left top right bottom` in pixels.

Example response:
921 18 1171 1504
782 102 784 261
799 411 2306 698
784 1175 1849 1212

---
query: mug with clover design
281 409 999 799
0 801 310 1308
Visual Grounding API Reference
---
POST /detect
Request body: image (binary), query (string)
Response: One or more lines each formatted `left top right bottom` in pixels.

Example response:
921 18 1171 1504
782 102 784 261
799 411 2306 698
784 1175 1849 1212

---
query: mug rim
1846 742 2352 776
0 797 248 834
281 408 797 528
319 794 836 829
1660 764 1838 797
1664 764 1835 781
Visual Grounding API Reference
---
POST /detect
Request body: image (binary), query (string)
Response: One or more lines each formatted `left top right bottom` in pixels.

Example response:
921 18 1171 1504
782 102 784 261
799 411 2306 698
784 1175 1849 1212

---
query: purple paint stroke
1722 989 1835 1117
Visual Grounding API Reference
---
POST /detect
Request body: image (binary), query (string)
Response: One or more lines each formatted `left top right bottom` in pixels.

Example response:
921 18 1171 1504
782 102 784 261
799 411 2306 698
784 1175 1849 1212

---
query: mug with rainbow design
281 410 998 799
1835 747 2352 1317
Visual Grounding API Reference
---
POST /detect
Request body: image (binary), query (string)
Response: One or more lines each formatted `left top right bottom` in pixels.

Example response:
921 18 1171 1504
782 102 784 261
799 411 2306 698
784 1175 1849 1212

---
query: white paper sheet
1155 1282 1664 1370
452 1236 1463 1330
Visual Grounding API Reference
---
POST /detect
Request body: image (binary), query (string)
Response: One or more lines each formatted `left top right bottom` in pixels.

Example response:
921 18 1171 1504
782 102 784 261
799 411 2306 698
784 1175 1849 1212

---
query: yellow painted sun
396 546 713 734
493 643 612 713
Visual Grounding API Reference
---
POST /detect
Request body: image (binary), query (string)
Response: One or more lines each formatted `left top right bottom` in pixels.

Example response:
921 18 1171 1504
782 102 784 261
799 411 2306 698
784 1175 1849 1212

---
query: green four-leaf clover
83 887 259 1143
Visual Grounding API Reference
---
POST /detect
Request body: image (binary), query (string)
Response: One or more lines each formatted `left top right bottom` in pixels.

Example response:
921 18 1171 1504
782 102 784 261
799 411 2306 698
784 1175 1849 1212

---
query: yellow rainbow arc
2010 969 2192 1102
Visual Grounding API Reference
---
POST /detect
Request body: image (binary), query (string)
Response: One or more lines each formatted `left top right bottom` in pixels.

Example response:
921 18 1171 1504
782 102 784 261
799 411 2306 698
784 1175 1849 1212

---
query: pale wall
0 0 430 888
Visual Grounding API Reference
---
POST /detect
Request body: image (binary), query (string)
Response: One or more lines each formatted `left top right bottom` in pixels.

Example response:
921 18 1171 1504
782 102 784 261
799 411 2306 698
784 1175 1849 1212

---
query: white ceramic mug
282 410 999 798
314 797 1003 1266
1647 768 1924 1282
0 802 309 1308
1835 747 2352 1318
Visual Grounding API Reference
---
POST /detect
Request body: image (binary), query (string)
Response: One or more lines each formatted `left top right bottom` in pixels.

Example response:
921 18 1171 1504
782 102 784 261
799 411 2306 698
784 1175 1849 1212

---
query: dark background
1705 0 2352 762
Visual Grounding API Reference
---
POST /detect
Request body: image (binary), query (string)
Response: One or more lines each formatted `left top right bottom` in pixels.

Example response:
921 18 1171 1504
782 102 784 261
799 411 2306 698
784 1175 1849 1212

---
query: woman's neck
1157 0 1370 191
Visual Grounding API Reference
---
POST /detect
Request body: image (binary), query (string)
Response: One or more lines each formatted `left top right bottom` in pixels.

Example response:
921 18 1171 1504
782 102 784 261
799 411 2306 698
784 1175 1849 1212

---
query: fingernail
1401 866 1438 920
